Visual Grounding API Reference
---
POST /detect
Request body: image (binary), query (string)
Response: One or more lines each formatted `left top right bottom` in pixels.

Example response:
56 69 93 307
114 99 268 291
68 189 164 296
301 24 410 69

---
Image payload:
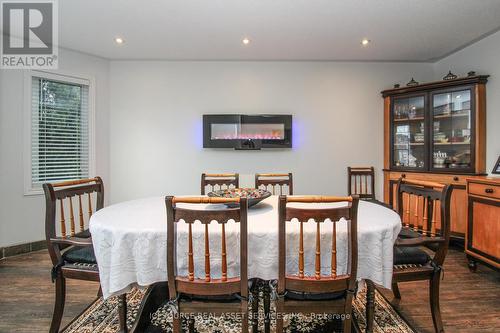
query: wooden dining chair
165 196 250 333
200 173 239 195
275 195 359 333
347 166 376 200
43 177 127 333
392 179 453 333
255 173 293 195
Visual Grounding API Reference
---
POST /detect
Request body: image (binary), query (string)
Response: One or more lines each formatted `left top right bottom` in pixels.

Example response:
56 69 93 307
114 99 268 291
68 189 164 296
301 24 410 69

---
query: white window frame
23 70 96 195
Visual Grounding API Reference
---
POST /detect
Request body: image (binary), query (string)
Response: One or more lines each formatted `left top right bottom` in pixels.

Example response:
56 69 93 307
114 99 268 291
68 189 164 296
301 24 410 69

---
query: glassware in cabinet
392 95 426 169
431 89 473 171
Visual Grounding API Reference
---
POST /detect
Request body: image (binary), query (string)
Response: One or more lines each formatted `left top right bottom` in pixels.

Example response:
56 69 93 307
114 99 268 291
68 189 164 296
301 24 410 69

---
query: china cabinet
381 75 488 239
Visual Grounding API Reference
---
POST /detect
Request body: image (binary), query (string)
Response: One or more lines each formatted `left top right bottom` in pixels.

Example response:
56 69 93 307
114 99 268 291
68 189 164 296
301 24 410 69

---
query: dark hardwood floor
378 246 500 333
0 250 97 333
0 246 499 332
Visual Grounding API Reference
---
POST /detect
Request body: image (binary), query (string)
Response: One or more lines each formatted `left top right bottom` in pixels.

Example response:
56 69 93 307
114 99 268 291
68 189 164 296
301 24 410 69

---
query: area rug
63 287 415 333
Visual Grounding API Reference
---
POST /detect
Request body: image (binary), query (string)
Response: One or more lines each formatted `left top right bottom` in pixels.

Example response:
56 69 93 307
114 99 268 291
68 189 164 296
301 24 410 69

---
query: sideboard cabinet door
466 179 500 271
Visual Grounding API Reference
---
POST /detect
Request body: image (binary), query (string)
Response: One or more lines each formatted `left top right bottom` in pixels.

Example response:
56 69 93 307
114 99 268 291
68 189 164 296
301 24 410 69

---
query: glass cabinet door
431 89 473 171
392 95 426 169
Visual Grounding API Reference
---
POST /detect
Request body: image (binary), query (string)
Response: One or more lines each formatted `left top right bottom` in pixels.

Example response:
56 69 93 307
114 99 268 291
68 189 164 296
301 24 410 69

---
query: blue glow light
194 118 203 149
291 118 302 149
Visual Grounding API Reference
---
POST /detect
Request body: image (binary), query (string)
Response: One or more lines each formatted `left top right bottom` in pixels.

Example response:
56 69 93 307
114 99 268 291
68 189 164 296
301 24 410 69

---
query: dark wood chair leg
188 316 195 333
276 317 283 333
275 298 285 333
365 279 375 333
343 307 353 333
118 293 128 333
343 317 352 333
263 283 271 333
172 315 182 333
430 271 445 333
241 301 249 333
392 281 401 299
251 285 259 333
275 299 284 333
49 275 66 333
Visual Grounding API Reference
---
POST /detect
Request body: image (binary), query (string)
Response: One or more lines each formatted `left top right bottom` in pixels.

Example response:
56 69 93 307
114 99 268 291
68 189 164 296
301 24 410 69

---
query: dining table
90 195 401 332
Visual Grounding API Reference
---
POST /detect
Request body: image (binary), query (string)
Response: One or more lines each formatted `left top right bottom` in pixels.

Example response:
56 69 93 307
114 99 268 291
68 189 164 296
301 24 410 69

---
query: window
25 71 94 194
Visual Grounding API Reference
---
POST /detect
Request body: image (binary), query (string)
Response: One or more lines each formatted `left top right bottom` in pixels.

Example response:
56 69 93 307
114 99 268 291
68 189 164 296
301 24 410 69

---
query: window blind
31 76 89 185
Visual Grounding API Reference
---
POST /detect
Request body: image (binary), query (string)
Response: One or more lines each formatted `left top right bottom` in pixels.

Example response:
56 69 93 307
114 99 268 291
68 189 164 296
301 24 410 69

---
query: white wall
433 30 500 174
109 61 433 203
4 30 499 248
0 49 110 247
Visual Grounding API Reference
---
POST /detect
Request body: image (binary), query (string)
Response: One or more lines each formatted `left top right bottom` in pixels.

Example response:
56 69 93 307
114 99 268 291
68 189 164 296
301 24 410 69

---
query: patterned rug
63 287 415 333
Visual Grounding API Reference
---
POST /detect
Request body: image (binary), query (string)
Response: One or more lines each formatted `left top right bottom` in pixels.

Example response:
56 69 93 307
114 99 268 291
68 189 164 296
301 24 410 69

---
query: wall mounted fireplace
203 114 292 149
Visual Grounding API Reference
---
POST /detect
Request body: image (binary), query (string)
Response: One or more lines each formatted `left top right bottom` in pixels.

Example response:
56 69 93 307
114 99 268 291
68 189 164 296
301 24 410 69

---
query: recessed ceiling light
242 38 251 45
114 37 125 45
361 38 370 46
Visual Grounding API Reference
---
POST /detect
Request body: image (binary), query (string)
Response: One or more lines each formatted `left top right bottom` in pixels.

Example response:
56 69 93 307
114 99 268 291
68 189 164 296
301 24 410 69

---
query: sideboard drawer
388 171 467 186
469 182 500 200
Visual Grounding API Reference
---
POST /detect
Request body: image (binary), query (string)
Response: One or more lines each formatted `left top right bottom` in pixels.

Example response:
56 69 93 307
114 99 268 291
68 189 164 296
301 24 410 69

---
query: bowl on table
207 188 272 208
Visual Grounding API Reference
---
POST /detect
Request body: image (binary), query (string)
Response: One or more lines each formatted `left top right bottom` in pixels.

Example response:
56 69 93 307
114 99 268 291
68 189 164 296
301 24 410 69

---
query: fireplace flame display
211 124 285 140
203 114 292 149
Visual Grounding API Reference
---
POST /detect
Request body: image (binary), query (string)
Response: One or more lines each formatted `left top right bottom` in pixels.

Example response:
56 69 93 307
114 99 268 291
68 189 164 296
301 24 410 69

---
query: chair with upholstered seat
275 195 359 333
255 173 293 195
201 173 239 195
392 179 453 333
43 177 127 333
165 196 250 333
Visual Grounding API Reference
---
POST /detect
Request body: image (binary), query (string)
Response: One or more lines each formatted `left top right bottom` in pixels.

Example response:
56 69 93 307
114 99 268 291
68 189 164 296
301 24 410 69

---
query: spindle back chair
395 179 453 266
166 196 249 333
255 173 293 195
392 178 453 333
201 173 239 195
347 166 375 200
44 177 103 259
43 177 127 333
275 195 359 333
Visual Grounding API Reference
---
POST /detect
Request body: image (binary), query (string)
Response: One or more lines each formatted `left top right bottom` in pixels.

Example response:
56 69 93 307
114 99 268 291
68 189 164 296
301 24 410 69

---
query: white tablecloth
90 196 401 299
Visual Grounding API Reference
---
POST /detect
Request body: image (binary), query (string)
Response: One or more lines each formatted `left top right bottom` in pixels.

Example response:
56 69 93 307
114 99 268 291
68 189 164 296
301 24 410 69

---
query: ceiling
58 0 500 61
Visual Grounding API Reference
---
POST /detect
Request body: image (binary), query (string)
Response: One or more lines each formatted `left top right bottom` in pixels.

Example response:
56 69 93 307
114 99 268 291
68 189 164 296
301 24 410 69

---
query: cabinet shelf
394 117 424 122
394 143 425 148
433 142 471 146
433 112 470 119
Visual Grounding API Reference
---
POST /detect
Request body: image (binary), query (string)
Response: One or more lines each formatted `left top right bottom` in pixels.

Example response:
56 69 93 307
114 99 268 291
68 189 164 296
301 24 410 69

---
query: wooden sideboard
383 171 488 238
466 178 500 271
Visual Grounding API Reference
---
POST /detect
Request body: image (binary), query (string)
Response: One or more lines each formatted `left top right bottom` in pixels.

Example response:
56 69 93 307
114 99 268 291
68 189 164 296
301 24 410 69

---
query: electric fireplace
203 114 292 149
